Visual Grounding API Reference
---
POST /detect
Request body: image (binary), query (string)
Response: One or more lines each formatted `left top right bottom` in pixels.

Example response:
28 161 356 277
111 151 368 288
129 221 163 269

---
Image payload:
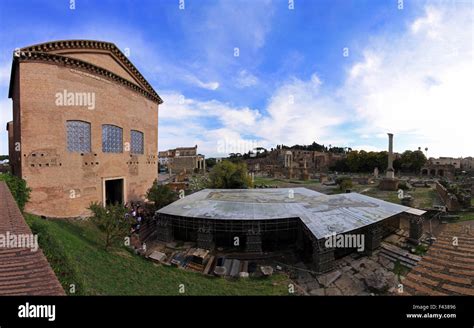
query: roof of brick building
0 181 65 295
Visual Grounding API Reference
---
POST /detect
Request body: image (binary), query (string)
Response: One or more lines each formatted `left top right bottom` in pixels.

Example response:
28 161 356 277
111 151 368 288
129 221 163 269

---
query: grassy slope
25 214 290 296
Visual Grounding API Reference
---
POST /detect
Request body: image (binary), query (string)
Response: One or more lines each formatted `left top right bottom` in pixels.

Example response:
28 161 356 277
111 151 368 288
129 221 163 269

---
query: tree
146 180 178 210
208 161 253 189
410 150 427 172
88 202 130 251
346 151 361 172
205 158 217 169
0 173 31 211
330 159 350 172
400 150 427 173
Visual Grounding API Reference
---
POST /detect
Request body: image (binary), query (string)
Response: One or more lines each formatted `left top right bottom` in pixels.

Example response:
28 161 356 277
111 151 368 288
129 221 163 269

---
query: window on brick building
102 124 123 153
67 120 91 153
130 130 144 154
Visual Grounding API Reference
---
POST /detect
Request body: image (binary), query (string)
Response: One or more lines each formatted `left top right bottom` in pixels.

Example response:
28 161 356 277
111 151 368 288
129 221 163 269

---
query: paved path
0 182 64 295
401 220 474 296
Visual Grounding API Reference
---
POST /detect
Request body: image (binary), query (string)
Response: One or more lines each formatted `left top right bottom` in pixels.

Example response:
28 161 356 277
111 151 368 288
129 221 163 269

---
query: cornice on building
9 40 163 105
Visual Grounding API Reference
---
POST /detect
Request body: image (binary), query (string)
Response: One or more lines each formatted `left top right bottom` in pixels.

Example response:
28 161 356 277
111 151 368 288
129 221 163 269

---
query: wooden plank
379 252 416 268
203 256 215 275
381 243 422 262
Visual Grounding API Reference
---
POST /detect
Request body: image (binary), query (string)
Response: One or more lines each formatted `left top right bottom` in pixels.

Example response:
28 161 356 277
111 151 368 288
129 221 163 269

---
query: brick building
158 145 205 174
7 40 162 217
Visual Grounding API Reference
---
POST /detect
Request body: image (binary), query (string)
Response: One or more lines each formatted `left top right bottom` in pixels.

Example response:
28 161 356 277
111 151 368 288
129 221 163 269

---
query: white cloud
343 4 474 157
410 6 442 37
258 75 344 146
160 4 473 158
158 92 264 156
184 75 219 90
351 145 382 152
159 71 346 157
235 70 258 88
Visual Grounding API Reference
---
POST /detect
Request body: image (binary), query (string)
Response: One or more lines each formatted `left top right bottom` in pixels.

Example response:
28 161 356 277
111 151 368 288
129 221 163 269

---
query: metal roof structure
157 188 425 240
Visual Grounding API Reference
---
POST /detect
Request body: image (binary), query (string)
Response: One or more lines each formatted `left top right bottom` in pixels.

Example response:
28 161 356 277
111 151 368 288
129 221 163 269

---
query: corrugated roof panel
157 188 424 239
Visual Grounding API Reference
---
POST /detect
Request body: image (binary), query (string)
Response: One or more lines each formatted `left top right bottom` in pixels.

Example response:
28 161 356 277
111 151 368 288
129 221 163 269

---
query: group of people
125 202 144 234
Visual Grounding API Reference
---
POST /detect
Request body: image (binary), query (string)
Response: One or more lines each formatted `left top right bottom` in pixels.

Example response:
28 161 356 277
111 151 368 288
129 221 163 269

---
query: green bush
335 176 353 191
208 161 253 189
88 202 130 251
398 181 409 191
146 180 178 209
0 173 31 211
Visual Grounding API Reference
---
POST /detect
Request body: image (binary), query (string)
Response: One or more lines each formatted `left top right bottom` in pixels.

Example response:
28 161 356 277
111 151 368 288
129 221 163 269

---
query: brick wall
0 182 65 295
10 56 159 218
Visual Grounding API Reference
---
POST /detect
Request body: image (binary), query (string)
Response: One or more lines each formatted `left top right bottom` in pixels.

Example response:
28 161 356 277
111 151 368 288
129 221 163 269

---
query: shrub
88 202 130 251
208 161 253 189
146 180 178 210
398 181 409 191
335 176 352 191
0 173 31 211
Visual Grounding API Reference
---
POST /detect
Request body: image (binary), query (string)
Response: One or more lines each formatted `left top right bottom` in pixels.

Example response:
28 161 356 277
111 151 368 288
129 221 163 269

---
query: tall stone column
386 133 395 179
379 133 399 190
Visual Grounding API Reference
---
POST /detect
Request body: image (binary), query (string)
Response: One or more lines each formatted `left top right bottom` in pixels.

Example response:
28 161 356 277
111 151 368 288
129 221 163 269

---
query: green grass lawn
410 188 440 208
253 176 321 187
25 214 290 296
360 186 440 209
361 188 400 204
451 212 474 222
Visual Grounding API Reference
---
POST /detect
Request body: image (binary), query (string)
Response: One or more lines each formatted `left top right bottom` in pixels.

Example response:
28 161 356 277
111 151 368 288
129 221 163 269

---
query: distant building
159 145 205 174
429 157 461 169
246 146 343 179
421 164 455 180
7 40 162 217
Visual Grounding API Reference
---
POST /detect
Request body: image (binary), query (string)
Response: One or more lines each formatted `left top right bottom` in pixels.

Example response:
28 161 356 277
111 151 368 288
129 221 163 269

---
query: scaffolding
155 213 300 252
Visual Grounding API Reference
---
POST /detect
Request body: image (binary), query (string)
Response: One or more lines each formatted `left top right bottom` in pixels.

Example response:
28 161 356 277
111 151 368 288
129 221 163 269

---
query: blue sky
0 0 472 157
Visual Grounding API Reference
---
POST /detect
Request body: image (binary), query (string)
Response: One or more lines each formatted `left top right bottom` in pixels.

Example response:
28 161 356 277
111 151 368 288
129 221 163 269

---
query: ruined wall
435 181 460 211
247 149 344 179
17 61 158 217
169 156 196 174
